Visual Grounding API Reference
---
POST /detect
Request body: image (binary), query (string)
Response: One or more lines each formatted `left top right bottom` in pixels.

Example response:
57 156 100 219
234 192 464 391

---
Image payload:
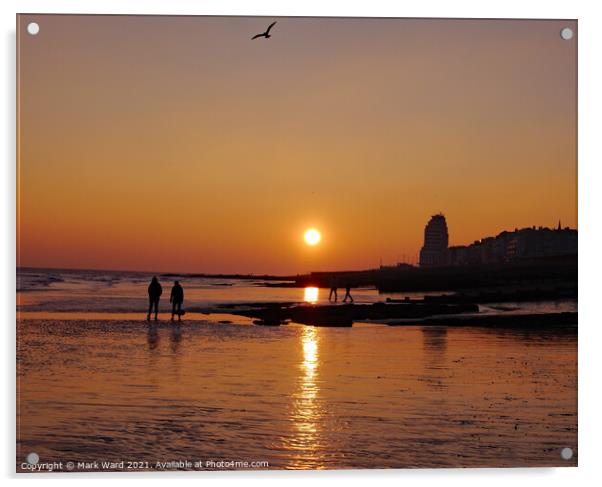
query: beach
15 13 579 474
16 268 577 470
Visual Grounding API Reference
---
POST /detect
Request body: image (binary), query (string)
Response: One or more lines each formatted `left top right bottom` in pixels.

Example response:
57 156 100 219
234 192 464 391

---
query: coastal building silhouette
447 224 577 266
419 214 449 267
418 214 577 268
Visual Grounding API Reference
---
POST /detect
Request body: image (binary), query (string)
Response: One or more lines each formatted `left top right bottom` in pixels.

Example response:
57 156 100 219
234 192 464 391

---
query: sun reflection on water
285 326 323 468
303 287 319 304
303 335 318 373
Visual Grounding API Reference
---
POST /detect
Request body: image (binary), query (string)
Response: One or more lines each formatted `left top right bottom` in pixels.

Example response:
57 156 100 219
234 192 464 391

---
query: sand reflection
287 326 323 468
170 323 182 354
421 327 449 392
303 287 319 304
147 323 159 351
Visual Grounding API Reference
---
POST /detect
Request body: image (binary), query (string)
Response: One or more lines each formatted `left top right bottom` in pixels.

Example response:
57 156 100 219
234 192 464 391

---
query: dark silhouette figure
170 280 184 321
252 21 277 40
343 283 354 303
147 276 162 321
328 275 338 303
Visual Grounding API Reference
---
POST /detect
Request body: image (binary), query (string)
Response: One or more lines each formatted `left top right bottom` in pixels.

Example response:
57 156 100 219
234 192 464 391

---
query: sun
304 228 321 246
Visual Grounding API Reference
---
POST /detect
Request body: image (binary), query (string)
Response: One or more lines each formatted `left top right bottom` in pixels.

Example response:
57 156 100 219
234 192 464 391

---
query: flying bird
252 21 277 40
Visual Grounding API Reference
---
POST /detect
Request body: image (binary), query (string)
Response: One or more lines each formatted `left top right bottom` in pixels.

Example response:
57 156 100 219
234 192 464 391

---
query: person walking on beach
147 276 162 321
343 283 354 303
328 274 338 303
170 280 184 321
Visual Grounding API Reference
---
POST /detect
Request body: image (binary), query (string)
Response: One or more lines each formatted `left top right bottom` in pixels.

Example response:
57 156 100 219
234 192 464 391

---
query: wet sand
17 317 577 470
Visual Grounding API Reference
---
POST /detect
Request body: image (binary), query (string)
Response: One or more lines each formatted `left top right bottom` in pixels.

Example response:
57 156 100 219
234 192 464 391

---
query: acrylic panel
16 14 577 472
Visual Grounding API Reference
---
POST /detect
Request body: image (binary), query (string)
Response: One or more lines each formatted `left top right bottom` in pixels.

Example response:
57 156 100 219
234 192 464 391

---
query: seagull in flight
252 21 277 40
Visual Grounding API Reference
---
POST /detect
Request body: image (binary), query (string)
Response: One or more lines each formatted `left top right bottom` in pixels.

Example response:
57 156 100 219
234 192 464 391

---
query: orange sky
17 15 577 274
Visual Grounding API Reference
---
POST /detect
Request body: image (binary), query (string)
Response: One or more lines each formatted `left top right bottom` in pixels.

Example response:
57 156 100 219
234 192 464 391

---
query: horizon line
16 224 577 277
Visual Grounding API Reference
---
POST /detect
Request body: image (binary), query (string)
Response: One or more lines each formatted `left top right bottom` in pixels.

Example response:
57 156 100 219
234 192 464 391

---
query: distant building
417 213 577 268
419 214 449 267
448 224 577 266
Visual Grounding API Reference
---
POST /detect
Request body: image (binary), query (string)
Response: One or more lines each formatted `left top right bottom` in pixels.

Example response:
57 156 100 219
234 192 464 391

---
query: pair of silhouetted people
328 275 354 303
146 277 184 321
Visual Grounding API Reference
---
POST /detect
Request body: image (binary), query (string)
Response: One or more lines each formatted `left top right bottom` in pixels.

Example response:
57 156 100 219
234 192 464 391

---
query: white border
3 1 602 486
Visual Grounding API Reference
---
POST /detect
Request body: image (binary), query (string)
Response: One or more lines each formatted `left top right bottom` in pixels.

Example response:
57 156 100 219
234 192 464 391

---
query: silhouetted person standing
147 276 162 321
170 280 184 321
343 283 354 303
328 275 338 303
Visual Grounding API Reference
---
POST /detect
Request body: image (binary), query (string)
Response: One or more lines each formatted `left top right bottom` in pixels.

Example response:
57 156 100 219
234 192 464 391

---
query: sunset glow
16 16 577 274
16 15 578 472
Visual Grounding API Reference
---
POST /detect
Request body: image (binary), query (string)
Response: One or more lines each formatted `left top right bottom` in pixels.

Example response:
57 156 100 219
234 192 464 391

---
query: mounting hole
560 447 573 460
27 22 40 36
560 27 573 40
26 452 39 465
